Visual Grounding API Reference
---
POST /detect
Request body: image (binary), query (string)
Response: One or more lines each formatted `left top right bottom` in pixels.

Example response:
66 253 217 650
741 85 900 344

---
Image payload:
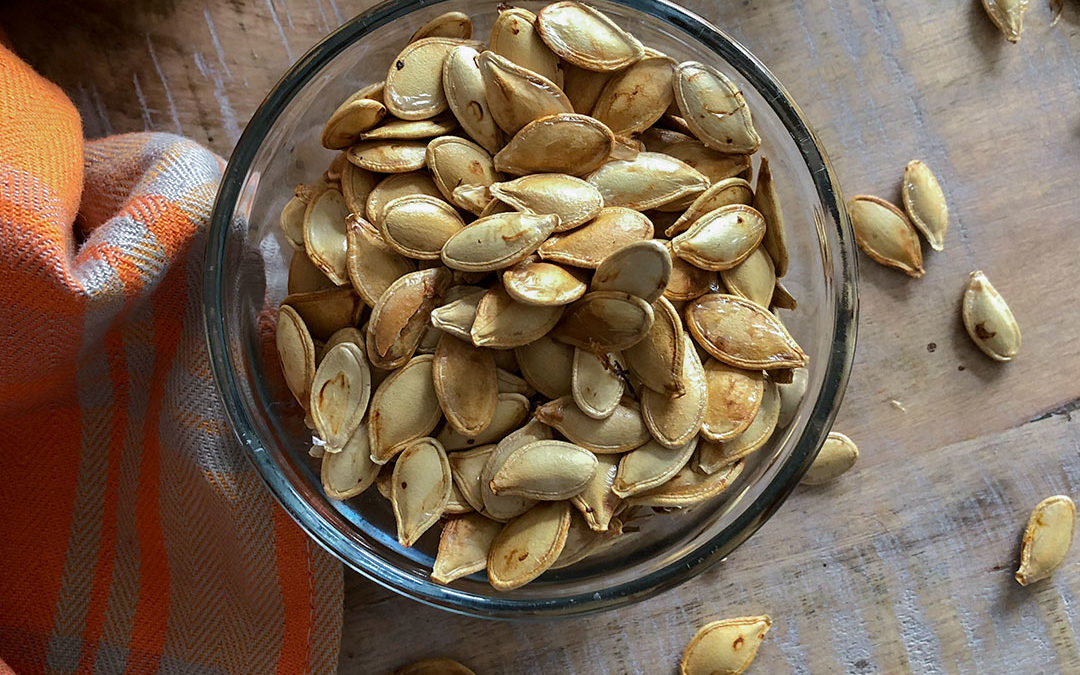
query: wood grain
2 0 1078 672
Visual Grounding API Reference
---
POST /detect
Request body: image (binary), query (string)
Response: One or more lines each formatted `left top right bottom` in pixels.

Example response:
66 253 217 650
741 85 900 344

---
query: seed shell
962 270 1021 362
321 96 387 149
680 615 772 675
426 135 501 208
448 444 496 513
487 500 572 590
430 286 487 340
667 177 755 237
590 54 675 135
982 0 1029 42
366 267 451 369
471 284 565 348
282 287 365 341
438 392 531 451
366 172 443 225
289 252 336 295
391 437 452 547
847 195 925 278
800 431 858 485
432 513 501 585
494 113 615 176
276 305 317 408
626 457 744 508
1016 495 1076 586
480 419 551 521
384 37 467 120
410 11 472 42
441 212 559 272
720 246 776 307
346 217 418 308
685 294 808 370
346 140 428 173
753 157 789 276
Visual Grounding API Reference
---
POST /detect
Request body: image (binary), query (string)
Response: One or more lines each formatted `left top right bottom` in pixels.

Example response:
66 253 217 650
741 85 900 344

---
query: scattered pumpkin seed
962 270 1021 362
800 431 858 485
680 615 772 675
1016 495 1076 586
901 159 948 252
982 0 1029 42
847 195 925 278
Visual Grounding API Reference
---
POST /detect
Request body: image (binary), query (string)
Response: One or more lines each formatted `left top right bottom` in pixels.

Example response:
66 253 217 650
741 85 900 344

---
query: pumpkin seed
503 256 588 306
280 190 310 250
640 125 694 152
410 11 472 42
480 419 552 520
384 37 467 120
438 392 531 451
442 211 558 272
282 287 364 341
626 457 744 508
623 296 685 396
680 615 772 675
698 381 778 473
572 349 626 419
497 368 535 396
552 511 620 569
660 142 751 194
847 195 925 278
354 80 386 103
340 164 378 217
433 333 498 437
562 64 612 115
674 61 760 154
1016 495 1076 586
391 437 452 547
552 290 654 352
380 194 465 260
321 96 387 149
479 195 513 218
535 1 644 72
487 500 572 590
686 294 808 369
471 284 565 348
276 305 317 408
751 157 789 277
289 252 337 295
962 270 1021 362
345 217 418 307
346 140 427 173
591 54 675 135
369 355 443 463
489 7 562 85
493 113 615 176
376 462 394 499
591 240 672 303
358 113 458 142
664 241 719 302
771 280 798 311
721 246 776 307
666 177 754 237
443 45 503 154
303 187 350 285
426 135 501 208
587 152 709 211
514 335 574 399
321 423 378 499
613 436 698 498
982 0 1029 42
478 50 573 135
431 513 501 585
535 396 650 453
570 453 621 531
430 286 486 340
641 336 707 448
490 440 598 500
799 430 858 486
393 658 476 675
445 477 475 513
326 153 348 183
366 267 451 369
701 359 765 442
309 342 372 450
538 207 653 268
902 160 948 252
776 366 807 429
365 172 443 225
672 205 766 272
451 184 493 215
609 134 643 161
448 444 496 512
490 174 604 232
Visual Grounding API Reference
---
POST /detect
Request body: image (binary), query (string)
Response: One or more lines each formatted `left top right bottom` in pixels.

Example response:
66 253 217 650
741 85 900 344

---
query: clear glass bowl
204 0 858 619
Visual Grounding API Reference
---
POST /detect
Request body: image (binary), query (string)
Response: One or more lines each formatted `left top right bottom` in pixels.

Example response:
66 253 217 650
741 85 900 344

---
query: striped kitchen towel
0 43 341 673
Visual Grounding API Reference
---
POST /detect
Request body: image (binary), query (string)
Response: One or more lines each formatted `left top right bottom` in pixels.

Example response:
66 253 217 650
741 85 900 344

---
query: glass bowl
204 0 858 619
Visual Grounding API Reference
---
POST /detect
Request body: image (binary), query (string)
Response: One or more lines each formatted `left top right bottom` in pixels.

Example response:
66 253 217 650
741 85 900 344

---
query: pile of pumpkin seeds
276 1 810 592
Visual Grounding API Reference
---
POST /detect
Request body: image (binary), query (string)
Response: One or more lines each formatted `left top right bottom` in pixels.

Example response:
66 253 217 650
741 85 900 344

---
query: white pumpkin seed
441 212 559 272
800 431 858 486
276 305 317 408
448 444 496 513
489 7 562 85
502 256 588 306
590 240 672 303
672 205 766 272
346 140 428 173
982 0 1029 42
410 11 472 42
674 61 760 154
369 355 443 463
626 457 744 508
962 270 1021 362
490 440 598 500
380 194 465 260
702 359 765 442
493 112 615 176
698 381 778 473
391 437 452 547
443 45 503 154
433 333 498 437
570 454 621 531
471 285 565 348
490 174 604 232
680 616 772 675
430 286 487 340
587 152 709 211
346 217 418 307
535 396 650 453
591 54 675 135
552 291 654 352
431 513 501 585
515 335 574 399
539 207 653 268
478 50 573 135
385 37 467 120
572 349 626 419
902 159 948 252
309 342 372 450
321 96 387 149
480 419 552 520
426 135 501 208
667 177 754 237
721 246 775 307
641 336 707 448
366 267 451 369
623 296 685 396
847 195 925 278
613 436 698 498
1016 495 1076 586
438 392 531 451
365 172 443 225
487 500 572 590
358 113 458 142
686 294 808 370
321 423 378 499
536 1 644 71
303 187 350 285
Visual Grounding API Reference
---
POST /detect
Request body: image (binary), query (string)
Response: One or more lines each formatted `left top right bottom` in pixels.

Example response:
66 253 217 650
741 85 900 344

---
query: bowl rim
204 0 858 619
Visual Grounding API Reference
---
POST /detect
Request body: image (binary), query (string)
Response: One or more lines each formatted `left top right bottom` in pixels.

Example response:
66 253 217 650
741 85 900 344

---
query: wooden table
4 0 1078 671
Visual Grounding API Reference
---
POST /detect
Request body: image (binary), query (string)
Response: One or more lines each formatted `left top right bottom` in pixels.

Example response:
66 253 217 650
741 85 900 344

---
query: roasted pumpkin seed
438 392 531 451
443 45 503 154
901 159 948 252
720 246 776 307
280 190 309 250
536 1 644 71
626 457 744 508
384 37 467 120
503 256 588 306
489 7 562 85
686 294 807 369
490 174 604 232
309 342 372 450
538 207 653 268
426 135 501 207
358 113 458 142
471 284 565 348
321 96 387 149
623 296 685 396
671 205 766 271
776 366 807 429
289 252 337 295
847 195 925 278
431 513 501 585
515 335 574 399
303 187 350 285
366 267 450 369
552 511 620 569
493 113 615 176
496 368 535 396
346 140 428 173
754 157 789 276
591 54 675 135
702 359 765 442
571 454 621 531
451 183 493 215
321 423 378 499
982 0 1029 42
488 500 572 590
680 615 772 675
674 61 760 154
591 240 672 303
369 355 442 463
535 396 651 453
430 286 486 340
799 431 858 486
410 11 472 42
340 163 378 217
441 212 559 272
771 280 798 311
276 305 317 408
282 287 365 341
1016 495 1076 586
561 64 612 115
962 270 1021 362
587 152 709 211
345 217 418 307
552 291 654 352
613 436 698 498
479 420 550 520
667 177 754 237
433 333 498 437
448 444 496 512
572 349 626 419
365 171 443 225
698 381 778 473
664 240 719 302
391 437 452 547
641 336 707 448
380 194 465 260
490 440 598 500
478 50 573 135
660 142 751 191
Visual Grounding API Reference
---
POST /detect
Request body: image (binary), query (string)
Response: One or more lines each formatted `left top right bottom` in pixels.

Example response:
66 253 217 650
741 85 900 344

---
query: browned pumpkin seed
490 174 604 232
562 64 612 115
487 500 572 590
380 194 465 260
321 423 378 499
962 270 1021 362
661 144 751 196
358 113 458 142
345 217 418 308
490 440 598 500
391 437 452 547
800 431 859 486
698 380 779 473
623 296 685 396
539 207 653 269
535 1 645 72
384 37 470 120
365 172 443 225
442 212 559 272
309 342 372 449
431 513 501 585
535 396 651 453
448 444 496 512
686 294 808 370
443 45 503 154
664 241 718 302
321 96 387 149
591 240 672 303
702 359 765 442
982 0 1029 42
572 349 626 419
346 140 428 173
1015 495 1076 586
489 7 562 85
368 356 443 464
280 189 310 250
613 436 698 498
641 336 707 448
433 333 498 437
340 163 378 217
753 156 789 276
671 205 766 272
497 368 535 396
426 135 501 208
277 305 317 408
847 195 925 278
552 291 654 352
674 61 760 154
570 453 621 531
303 187 350 285
666 178 754 237
587 152 709 211
366 267 451 369
680 615 772 675
410 11 472 42
438 392 531 451
502 257 588 306
480 419 552 520
626 457 744 508
282 287 365 341
515 335 574 399
493 113 615 176
478 50 573 135
471 285 565 348
591 54 675 135
430 285 487 340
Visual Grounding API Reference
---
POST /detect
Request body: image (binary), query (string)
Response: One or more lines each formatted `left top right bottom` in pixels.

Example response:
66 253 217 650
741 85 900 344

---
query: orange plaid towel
0 45 341 673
